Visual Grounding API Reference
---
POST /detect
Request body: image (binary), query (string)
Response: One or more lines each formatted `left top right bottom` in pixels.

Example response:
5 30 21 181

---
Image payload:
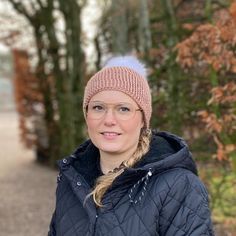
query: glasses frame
85 102 143 121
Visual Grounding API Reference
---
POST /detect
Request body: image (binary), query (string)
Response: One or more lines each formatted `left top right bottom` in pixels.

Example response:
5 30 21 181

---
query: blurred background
0 0 236 235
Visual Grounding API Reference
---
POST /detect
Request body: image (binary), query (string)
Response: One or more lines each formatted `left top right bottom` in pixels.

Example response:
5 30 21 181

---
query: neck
99 147 137 175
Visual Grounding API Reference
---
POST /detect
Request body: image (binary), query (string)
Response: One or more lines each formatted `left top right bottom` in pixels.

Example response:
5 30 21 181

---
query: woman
48 56 214 236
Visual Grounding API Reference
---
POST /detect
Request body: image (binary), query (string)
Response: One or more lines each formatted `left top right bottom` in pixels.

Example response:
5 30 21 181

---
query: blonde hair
87 128 152 207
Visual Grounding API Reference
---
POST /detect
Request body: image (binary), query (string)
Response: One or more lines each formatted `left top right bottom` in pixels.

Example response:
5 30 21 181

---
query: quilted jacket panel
48 131 214 236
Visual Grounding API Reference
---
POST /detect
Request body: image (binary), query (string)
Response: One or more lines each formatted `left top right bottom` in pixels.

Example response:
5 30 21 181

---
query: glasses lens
87 102 139 120
115 104 135 120
87 102 106 119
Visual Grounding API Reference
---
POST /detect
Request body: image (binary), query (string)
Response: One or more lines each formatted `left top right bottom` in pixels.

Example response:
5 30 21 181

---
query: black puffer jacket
48 131 214 236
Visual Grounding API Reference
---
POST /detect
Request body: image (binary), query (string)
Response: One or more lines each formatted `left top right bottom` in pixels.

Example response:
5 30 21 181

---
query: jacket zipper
92 207 99 235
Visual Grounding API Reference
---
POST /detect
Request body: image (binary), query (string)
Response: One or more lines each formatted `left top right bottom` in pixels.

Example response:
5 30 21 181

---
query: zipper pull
147 169 152 177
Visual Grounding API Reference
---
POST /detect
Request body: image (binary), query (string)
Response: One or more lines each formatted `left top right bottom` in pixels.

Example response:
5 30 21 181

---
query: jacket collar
58 130 197 188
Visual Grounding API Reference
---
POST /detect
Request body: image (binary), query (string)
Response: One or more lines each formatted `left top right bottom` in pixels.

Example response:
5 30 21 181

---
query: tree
5 0 86 166
12 49 46 158
110 0 128 54
94 0 152 65
138 0 152 57
176 2 236 170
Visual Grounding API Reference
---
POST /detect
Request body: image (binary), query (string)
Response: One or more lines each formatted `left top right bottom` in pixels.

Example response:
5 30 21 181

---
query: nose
103 108 117 126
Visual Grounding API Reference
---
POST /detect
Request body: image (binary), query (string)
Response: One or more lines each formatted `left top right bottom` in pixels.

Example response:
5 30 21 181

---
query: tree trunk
8 0 85 166
111 0 128 54
138 0 152 57
57 0 85 157
160 0 182 134
34 26 60 165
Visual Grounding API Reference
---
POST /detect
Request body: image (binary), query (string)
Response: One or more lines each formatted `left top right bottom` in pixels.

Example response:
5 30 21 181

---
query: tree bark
160 0 182 134
111 0 128 54
138 0 152 56
8 0 85 166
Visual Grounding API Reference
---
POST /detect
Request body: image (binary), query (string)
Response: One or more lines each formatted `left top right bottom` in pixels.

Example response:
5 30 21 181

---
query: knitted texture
83 66 152 127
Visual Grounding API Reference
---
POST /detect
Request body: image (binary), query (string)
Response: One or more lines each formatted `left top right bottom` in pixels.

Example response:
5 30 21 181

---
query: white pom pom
104 55 147 78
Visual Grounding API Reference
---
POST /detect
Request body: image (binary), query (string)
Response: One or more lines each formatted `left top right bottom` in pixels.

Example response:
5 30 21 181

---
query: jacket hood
58 131 198 188
135 131 198 175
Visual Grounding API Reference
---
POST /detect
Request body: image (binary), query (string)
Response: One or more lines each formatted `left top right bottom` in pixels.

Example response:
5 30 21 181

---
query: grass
198 161 236 233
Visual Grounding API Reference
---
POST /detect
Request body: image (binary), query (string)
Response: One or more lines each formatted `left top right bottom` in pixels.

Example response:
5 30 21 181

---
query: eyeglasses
86 101 142 121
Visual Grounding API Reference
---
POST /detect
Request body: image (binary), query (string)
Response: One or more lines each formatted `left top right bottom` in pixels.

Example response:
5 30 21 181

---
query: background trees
176 1 236 225
3 0 86 165
177 2 236 168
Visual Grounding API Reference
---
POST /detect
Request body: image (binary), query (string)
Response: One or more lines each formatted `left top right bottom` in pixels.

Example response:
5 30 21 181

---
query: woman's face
85 90 144 157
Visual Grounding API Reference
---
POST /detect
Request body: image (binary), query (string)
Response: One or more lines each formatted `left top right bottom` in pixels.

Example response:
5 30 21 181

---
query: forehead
90 90 137 105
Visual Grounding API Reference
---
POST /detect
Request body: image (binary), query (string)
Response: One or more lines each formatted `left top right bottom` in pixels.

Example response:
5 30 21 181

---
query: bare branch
28 1 39 15
36 0 44 9
47 0 54 10
8 0 33 22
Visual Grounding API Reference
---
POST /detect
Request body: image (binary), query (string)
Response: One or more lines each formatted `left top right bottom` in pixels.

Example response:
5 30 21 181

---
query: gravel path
0 111 57 236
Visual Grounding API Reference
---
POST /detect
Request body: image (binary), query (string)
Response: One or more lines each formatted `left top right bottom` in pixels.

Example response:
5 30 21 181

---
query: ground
0 111 57 236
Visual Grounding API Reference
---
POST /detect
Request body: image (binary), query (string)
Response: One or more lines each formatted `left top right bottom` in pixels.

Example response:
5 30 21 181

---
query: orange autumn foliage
177 2 236 163
176 4 236 75
12 49 43 149
198 84 236 161
208 82 236 104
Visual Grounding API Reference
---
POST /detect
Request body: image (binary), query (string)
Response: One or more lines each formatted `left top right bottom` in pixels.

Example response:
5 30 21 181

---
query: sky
0 1 12 53
0 43 9 53
81 0 102 69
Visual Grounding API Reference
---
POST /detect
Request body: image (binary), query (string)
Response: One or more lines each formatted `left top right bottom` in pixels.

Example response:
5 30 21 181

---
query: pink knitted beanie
83 56 152 128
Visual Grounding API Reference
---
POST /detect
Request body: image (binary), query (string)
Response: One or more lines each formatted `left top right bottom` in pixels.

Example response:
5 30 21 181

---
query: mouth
100 132 122 137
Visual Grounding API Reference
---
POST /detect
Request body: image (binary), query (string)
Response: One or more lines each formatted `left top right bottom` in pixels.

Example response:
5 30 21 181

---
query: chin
98 143 122 154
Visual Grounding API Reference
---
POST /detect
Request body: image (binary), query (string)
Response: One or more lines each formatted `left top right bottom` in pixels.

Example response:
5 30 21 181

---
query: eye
119 106 131 112
92 105 104 111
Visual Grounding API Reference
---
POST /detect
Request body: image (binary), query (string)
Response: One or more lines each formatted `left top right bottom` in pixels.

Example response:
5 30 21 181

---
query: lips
100 132 121 140
100 132 121 136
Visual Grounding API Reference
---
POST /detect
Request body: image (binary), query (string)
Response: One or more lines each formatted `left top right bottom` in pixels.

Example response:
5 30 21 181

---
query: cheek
122 118 143 135
86 118 93 129
86 118 99 136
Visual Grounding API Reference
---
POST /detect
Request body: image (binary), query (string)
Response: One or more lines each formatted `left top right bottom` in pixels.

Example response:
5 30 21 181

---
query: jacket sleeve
159 170 215 236
48 211 56 236
48 172 61 236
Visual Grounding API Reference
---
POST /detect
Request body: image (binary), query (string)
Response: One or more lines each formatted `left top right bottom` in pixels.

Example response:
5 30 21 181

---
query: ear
140 111 145 128
141 120 144 129
85 117 89 128
84 106 88 122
